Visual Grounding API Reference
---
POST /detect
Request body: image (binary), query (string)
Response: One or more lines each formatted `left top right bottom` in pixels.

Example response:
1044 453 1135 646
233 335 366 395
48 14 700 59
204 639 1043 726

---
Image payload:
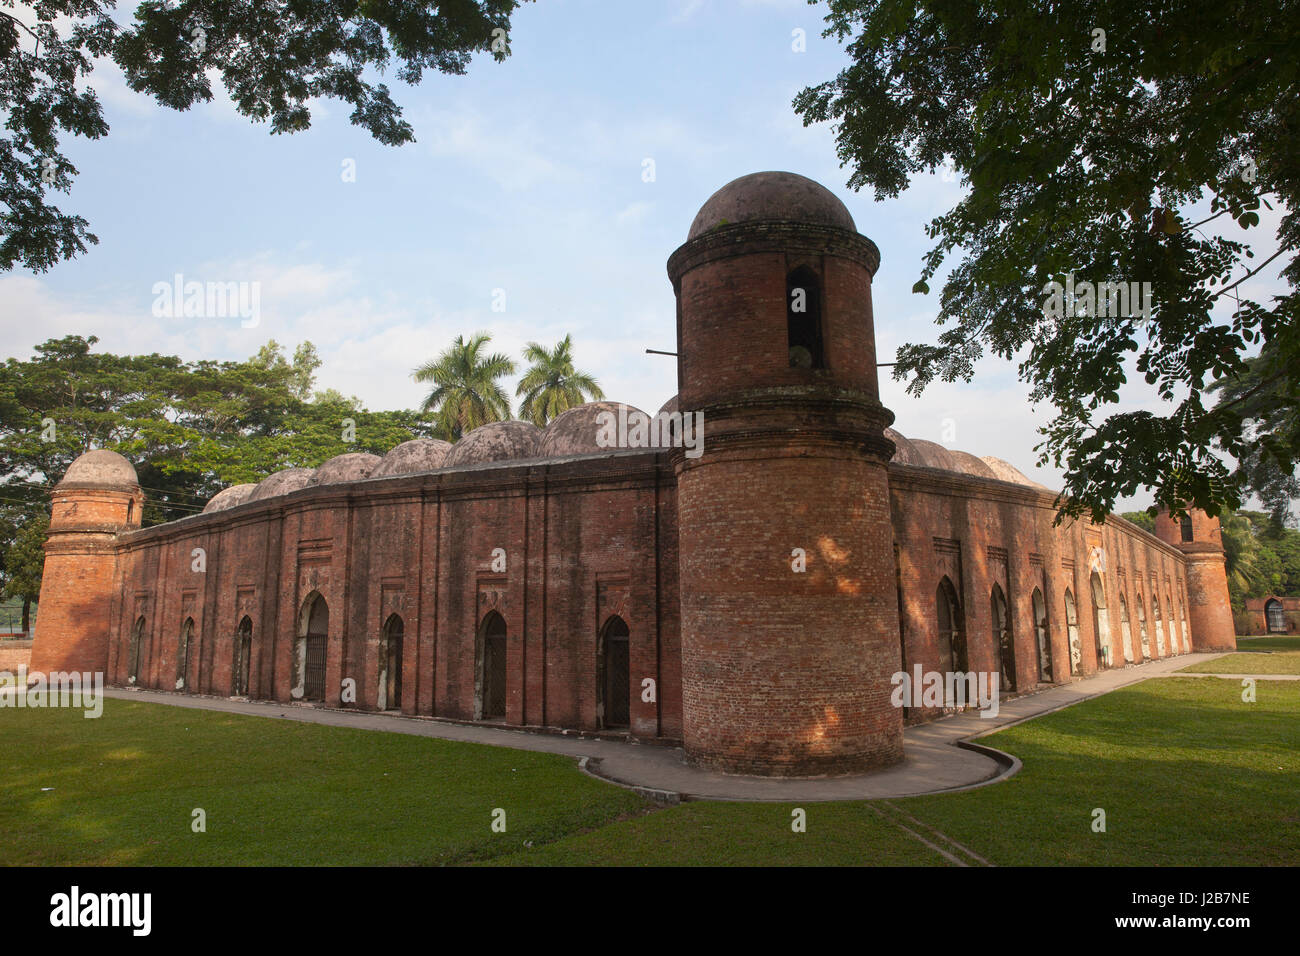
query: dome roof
538 402 653 458
58 449 138 489
948 449 999 480
248 468 315 502
687 171 856 241
980 456 1050 489
309 453 381 486
444 420 543 468
202 483 258 514
908 439 958 471
372 439 453 477
884 427 921 466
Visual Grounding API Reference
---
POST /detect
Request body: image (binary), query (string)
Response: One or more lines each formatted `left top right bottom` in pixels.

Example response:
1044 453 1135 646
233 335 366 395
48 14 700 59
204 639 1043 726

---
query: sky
1 0 1289 513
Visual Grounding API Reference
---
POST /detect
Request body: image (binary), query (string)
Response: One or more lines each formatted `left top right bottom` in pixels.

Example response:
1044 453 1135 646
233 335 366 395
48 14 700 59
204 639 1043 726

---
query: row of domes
53 403 1048 515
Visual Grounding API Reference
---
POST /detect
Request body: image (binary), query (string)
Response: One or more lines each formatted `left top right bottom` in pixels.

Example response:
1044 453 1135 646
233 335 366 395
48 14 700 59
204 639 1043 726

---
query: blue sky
2 0 1288 513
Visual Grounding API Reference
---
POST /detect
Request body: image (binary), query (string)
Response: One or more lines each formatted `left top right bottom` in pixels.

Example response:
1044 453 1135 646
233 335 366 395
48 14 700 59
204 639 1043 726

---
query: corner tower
29 450 143 675
1154 507 1237 651
667 171 903 775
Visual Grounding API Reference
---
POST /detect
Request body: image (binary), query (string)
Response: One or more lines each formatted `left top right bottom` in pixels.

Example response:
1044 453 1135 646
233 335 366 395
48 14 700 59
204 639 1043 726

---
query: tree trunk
21 597 30 636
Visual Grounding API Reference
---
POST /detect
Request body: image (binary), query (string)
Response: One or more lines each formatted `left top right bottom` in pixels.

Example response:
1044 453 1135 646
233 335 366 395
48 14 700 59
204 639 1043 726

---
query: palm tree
412 333 516 441
515 335 605 426
1221 511 1268 607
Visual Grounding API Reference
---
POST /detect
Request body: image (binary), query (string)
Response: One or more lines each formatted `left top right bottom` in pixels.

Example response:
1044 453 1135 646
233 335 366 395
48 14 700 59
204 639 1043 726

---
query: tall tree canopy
795 0 1299 524
1 0 524 272
515 334 604 426
413 332 515 440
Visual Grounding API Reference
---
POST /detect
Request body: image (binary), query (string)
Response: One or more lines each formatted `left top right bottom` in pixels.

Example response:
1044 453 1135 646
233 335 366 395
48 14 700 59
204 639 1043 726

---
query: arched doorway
476 611 507 720
1064 590 1081 675
597 616 630 729
1032 587 1053 682
936 576 966 688
379 614 404 711
1265 598 1286 633
1090 573 1112 669
991 584 1015 692
1119 594 1134 663
1159 595 1170 655
128 616 145 686
176 617 194 690
1136 594 1150 658
294 594 328 702
232 616 253 697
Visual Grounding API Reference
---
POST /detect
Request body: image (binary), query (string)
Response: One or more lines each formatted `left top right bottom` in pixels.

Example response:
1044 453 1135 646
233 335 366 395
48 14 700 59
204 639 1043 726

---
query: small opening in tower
786 266 824 369
1179 514 1193 542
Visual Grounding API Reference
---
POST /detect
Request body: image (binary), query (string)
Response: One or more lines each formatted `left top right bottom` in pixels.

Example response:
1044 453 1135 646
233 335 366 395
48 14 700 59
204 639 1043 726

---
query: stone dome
248 468 315 502
58 449 138 489
372 439 453 477
884 427 921 466
202 483 258 514
309 453 382 486
948 449 999 480
538 402 652 458
444 420 543 468
981 456 1050 489
687 171 857 241
908 439 958 472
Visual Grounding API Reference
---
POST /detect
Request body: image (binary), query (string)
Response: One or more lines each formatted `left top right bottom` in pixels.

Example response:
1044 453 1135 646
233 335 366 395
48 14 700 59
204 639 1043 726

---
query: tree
2 0 524 272
794 1 1300 525
1221 512 1267 611
412 333 515 440
0 511 47 633
1206 343 1299 527
1120 511 1155 534
515 335 604 426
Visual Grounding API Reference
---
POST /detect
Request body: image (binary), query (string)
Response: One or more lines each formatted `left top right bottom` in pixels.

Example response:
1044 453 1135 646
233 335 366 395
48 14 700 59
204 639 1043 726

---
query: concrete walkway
101 651 1237 803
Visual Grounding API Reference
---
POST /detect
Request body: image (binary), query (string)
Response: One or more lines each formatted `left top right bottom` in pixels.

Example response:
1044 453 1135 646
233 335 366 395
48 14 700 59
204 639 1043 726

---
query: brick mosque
30 172 1237 777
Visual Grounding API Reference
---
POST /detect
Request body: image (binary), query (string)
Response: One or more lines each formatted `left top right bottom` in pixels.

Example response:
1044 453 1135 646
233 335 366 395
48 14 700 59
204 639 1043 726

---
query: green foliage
795 0 1300 524
1120 510 1155 533
0 335 430 605
412 332 515 440
1 0 526 272
1220 509 1300 610
516 335 604 426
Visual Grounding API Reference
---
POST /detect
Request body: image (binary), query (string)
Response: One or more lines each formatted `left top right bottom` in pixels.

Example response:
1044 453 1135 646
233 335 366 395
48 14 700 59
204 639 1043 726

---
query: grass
490 678 1299 866
4 677 1297 866
1179 635 1300 674
0 700 646 866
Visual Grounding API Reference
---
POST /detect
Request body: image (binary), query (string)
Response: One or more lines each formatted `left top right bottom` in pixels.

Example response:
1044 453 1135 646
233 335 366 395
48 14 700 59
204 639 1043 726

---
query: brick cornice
667 220 881 285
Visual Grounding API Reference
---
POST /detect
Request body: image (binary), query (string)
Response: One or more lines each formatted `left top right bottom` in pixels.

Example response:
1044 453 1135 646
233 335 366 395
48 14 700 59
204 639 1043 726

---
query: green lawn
0 700 646 866
493 678 1299 866
4 677 1296 866
1180 636 1300 674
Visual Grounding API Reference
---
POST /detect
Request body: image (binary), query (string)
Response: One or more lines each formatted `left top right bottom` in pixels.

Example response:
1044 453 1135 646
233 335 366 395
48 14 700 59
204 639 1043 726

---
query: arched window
1118 594 1134 663
990 584 1015 692
379 614 404 711
476 611 508 720
1265 598 1286 634
1152 593 1165 655
1180 595 1191 652
1064 589 1081 675
1032 587 1053 682
232 616 253 697
598 616 630 729
128 616 146 686
1090 572 1111 669
1166 592 1176 654
936 576 966 677
176 617 194 691
294 593 328 702
786 266 824 369
1136 593 1150 657
1179 514 1194 542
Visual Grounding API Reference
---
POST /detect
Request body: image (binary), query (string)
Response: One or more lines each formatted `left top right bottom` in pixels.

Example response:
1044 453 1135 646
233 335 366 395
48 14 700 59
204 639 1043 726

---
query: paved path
101 651 1240 802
